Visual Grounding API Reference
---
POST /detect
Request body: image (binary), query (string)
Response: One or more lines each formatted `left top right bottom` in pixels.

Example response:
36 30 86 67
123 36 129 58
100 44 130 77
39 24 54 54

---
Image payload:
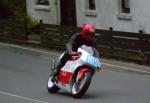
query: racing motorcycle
47 45 102 98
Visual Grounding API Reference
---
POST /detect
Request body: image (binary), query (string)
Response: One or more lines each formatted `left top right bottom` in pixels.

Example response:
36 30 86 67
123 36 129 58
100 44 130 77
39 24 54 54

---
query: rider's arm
93 47 99 58
92 37 99 57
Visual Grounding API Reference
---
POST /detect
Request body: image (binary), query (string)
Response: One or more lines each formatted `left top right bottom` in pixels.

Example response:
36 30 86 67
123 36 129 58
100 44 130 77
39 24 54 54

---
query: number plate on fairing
85 55 100 68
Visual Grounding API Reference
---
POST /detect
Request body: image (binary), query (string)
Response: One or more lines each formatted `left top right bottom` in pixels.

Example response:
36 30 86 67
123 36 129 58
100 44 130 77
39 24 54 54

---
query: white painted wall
76 0 150 34
26 0 60 24
26 0 150 34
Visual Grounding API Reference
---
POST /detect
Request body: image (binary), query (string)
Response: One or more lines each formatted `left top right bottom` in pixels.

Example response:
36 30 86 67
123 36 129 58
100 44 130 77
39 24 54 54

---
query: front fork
51 59 55 71
50 59 57 76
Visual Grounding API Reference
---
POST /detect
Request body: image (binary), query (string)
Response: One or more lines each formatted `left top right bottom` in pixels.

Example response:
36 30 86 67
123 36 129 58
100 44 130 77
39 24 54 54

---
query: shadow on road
48 90 101 99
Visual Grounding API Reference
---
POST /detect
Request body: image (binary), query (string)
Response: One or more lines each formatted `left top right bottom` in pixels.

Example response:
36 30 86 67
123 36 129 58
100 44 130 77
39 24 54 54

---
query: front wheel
47 75 60 93
72 72 92 98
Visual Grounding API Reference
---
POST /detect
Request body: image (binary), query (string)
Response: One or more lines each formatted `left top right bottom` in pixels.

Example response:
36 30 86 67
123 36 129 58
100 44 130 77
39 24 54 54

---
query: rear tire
72 72 92 98
47 76 60 93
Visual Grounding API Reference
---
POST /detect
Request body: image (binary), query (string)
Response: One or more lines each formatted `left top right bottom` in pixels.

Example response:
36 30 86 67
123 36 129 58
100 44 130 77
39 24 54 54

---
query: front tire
72 72 92 98
47 76 60 93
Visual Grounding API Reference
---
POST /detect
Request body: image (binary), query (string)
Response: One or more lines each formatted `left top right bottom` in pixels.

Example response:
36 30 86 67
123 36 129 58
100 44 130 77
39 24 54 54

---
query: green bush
27 16 39 32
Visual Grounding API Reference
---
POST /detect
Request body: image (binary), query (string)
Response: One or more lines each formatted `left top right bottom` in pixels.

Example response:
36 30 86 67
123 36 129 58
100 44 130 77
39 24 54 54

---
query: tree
12 0 27 23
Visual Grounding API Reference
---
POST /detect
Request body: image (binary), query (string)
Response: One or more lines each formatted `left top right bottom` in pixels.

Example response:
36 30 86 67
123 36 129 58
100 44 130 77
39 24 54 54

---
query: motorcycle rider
52 24 97 78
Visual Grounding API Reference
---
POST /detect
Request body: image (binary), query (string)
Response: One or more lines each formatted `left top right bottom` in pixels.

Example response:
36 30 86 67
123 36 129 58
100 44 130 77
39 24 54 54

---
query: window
34 0 51 11
37 0 49 6
121 0 130 13
89 0 96 10
86 0 96 10
117 0 131 20
85 0 97 16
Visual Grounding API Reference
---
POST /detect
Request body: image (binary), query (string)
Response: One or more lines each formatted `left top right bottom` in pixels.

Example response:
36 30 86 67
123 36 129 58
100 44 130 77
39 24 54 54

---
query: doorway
60 0 76 26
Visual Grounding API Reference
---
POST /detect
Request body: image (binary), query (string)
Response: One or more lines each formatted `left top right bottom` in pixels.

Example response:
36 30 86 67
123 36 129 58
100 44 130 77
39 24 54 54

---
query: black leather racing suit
55 33 97 74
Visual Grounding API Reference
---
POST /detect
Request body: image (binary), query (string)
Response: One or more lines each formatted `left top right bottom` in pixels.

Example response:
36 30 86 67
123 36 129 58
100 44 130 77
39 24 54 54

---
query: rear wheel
72 71 92 98
47 76 60 93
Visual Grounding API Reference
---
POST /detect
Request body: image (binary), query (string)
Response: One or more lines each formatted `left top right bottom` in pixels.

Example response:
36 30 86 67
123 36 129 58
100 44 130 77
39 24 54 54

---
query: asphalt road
0 43 150 103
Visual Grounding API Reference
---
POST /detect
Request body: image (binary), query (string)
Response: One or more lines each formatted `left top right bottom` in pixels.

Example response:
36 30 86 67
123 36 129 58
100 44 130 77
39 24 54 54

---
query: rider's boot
53 69 59 78
52 63 62 81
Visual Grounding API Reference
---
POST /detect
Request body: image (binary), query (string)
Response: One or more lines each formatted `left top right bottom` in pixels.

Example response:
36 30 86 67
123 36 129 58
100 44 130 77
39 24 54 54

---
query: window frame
85 0 97 17
88 0 96 10
117 0 132 20
34 0 51 11
121 0 130 13
36 0 50 6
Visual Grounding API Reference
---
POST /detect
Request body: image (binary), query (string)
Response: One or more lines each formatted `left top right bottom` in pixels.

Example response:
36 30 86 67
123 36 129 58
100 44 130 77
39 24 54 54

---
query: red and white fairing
56 45 101 92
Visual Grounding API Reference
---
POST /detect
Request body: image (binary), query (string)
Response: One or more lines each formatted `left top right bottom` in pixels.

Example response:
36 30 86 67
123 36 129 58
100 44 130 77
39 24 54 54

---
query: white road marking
0 91 48 103
0 42 150 74
102 63 150 74
0 42 58 56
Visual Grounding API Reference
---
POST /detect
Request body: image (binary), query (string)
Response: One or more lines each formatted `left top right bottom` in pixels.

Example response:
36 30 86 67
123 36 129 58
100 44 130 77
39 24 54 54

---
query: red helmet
81 24 95 44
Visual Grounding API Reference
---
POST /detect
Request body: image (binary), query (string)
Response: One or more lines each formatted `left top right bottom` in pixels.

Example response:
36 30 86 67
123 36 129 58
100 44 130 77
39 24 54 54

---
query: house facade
26 0 150 34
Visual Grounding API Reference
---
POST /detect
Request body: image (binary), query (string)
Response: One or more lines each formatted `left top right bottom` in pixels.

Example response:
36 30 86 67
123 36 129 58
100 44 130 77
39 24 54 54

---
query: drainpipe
55 0 60 25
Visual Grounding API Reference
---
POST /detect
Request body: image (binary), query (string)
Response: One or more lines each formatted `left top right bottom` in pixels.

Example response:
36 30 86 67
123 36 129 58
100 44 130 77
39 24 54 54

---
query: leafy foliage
12 0 26 23
27 16 39 32
0 0 40 32
0 0 26 23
